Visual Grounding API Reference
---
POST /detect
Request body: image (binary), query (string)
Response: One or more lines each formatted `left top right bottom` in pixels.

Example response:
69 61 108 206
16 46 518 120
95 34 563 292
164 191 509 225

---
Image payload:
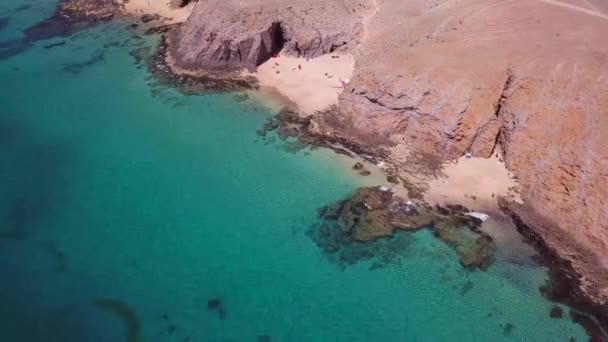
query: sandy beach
424 154 522 211
122 0 194 24
254 54 355 114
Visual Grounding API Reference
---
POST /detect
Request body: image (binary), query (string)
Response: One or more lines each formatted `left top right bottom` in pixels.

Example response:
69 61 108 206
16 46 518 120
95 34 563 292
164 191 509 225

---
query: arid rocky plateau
31 0 608 337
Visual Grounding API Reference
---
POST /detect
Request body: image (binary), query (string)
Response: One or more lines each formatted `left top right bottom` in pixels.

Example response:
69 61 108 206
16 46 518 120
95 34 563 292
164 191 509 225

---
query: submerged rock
309 186 496 270
207 298 222 310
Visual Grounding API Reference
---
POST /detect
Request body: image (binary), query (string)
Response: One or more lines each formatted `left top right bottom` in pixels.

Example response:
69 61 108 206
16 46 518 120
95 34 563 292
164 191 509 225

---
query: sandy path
539 0 608 20
122 0 194 23
255 54 355 113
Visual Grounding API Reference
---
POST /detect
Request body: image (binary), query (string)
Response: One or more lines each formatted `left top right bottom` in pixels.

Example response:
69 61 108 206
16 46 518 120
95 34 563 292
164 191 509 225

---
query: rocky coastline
25 0 608 339
309 186 496 270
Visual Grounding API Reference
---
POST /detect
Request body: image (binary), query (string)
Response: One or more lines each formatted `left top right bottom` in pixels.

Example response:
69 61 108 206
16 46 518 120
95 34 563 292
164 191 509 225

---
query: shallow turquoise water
0 1 589 341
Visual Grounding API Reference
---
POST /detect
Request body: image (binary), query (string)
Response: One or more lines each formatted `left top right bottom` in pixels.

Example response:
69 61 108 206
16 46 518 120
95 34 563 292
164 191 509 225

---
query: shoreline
26 1 608 338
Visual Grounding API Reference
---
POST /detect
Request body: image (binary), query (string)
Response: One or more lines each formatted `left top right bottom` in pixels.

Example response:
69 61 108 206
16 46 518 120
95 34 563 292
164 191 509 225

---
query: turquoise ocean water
0 1 590 341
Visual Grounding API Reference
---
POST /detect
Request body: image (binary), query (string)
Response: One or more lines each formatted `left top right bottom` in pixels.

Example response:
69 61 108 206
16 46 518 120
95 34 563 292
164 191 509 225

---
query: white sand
121 0 194 24
425 155 522 210
255 54 355 113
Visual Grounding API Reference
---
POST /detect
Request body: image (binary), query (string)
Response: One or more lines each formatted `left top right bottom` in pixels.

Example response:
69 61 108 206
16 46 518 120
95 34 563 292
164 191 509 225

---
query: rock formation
309 186 496 270
166 0 372 72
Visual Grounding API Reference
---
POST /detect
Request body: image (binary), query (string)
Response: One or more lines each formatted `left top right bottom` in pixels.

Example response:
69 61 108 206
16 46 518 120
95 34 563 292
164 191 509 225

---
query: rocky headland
27 0 608 338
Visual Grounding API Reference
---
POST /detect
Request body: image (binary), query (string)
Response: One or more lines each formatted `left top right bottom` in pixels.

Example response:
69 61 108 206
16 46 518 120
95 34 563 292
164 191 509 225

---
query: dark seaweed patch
6 5 31 13
218 308 227 320
24 16 72 41
0 38 31 61
258 335 271 342
0 203 28 240
47 242 69 273
550 305 564 319
459 280 474 296
207 297 227 320
61 50 105 74
207 298 222 310
92 298 140 342
0 17 9 31
309 221 417 270
502 322 515 336
129 47 151 65
44 40 66 50
0 115 78 242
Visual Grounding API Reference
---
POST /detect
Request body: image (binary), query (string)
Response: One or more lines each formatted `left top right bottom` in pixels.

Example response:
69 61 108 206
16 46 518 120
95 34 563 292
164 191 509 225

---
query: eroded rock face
332 0 608 266
309 186 496 270
167 0 372 72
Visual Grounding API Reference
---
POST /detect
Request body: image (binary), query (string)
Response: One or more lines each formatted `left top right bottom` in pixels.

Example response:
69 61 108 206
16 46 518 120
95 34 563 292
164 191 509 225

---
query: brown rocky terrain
166 0 373 73
331 0 608 310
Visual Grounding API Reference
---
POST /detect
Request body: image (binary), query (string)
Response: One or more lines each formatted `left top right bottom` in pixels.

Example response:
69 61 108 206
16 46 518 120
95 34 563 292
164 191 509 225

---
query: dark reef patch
501 322 515 336
0 38 32 61
47 242 69 273
130 46 151 66
258 335 271 342
459 280 474 296
207 298 222 310
207 297 227 320
92 298 141 342
0 115 77 243
0 16 9 32
24 16 77 41
550 305 564 319
24 0 118 43
5 5 31 14
308 186 496 270
0 203 28 240
44 41 67 50
61 50 105 74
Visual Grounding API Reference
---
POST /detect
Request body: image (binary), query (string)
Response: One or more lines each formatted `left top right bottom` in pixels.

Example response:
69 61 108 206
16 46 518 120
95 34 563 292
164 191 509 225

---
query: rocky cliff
334 0 608 273
166 0 373 72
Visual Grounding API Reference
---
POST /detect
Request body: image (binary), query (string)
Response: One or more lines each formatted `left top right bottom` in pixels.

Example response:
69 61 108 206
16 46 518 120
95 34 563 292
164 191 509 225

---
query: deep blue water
0 1 589 341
